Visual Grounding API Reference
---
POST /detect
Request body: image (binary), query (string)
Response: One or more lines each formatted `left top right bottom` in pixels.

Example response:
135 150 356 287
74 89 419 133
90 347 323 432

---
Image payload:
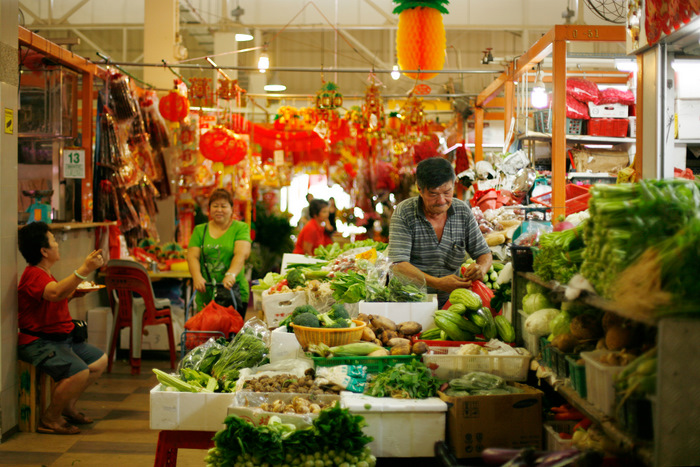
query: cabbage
522 293 553 315
549 310 572 337
524 308 560 337
526 281 547 295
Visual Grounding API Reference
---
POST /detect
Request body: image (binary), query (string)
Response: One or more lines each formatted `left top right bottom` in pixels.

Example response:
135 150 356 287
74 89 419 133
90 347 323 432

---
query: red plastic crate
530 184 591 215
587 118 629 137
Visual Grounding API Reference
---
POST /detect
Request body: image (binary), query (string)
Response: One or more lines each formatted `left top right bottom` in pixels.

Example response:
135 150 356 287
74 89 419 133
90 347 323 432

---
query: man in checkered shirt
388 157 492 307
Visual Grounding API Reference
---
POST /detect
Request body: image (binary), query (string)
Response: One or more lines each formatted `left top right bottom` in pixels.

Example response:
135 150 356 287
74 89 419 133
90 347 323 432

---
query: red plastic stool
154 430 216 466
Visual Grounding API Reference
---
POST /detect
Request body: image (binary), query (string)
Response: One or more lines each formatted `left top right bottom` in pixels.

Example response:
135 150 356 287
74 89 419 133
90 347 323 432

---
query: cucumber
435 310 482 335
494 315 515 343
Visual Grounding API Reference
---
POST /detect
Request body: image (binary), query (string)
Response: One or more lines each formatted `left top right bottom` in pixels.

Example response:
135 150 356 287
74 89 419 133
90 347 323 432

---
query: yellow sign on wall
4 108 13 135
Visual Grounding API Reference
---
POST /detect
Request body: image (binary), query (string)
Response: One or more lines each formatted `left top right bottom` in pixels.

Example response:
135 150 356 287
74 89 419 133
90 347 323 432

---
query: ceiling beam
71 28 108 58
57 0 91 24
19 2 45 25
363 0 397 25
337 29 390 70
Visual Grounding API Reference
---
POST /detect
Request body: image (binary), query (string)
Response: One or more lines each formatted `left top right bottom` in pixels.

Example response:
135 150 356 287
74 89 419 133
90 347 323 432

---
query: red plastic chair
104 259 177 375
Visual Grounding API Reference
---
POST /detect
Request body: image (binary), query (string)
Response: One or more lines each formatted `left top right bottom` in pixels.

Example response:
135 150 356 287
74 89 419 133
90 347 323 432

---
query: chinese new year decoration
218 77 246 107
316 82 343 110
159 89 190 122
362 77 384 133
188 77 213 108
393 0 448 80
199 125 247 166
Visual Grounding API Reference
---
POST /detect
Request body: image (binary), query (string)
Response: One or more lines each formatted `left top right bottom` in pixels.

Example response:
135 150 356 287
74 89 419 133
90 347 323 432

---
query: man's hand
461 262 485 282
437 274 472 293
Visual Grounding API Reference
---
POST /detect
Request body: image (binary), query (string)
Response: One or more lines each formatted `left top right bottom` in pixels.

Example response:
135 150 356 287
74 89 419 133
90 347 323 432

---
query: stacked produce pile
580 179 700 300
533 222 586 284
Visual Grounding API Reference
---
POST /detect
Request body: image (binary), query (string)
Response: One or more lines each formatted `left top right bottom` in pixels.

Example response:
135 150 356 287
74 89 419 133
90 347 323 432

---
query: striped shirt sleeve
387 200 413 264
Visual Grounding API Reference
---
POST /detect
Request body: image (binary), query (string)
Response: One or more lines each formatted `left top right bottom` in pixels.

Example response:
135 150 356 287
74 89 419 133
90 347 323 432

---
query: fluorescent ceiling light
614 58 637 72
391 65 400 80
235 27 253 42
530 63 548 109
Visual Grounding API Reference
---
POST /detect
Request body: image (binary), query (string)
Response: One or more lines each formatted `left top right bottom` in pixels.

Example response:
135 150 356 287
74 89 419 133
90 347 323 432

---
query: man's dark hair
306 193 314 202
208 188 234 208
416 157 455 191
19 222 51 265
309 199 329 218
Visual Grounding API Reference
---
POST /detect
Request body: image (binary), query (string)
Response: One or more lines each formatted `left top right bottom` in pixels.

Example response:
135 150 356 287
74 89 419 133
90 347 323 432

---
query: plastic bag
566 78 599 104
470 280 495 314
178 337 226 374
211 318 271 383
597 87 635 105
366 265 427 303
184 299 244 344
566 95 590 120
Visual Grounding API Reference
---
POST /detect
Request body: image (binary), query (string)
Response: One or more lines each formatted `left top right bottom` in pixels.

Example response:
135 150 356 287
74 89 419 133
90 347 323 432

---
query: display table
154 430 216 467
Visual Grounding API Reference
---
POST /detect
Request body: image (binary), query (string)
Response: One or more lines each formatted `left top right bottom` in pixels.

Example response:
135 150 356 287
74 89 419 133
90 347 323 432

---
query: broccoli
292 312 321 328
318 312 351 328
286 268 306 289
279 304 319 331
328 303 350 321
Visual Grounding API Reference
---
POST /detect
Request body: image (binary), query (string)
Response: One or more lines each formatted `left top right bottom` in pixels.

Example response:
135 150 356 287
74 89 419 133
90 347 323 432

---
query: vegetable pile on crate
533 222 586 284
459 259 504 290
580 179 700 299
205 405 376 467
314 239 388 261
365 359 440 399
440 371 524 397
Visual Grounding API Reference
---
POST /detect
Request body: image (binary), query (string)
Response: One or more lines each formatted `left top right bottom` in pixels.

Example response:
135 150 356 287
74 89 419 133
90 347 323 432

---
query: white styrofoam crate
587 102 629 119
422 347 531 381
358 294 437 331
150 384 236 431
580 350 625 417
269 325 304 362
340 392 447 458
280 253 326 275
544 421 576 452
227 392 339 429
261 289 307 328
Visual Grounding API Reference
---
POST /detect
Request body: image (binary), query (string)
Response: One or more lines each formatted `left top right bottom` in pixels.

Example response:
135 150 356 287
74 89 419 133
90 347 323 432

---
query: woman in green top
187 189 252 312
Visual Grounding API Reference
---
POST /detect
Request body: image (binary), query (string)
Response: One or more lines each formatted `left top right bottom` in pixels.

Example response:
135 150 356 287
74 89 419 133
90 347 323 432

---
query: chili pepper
558 432 573 440
573 418 592 431
553 411 585 421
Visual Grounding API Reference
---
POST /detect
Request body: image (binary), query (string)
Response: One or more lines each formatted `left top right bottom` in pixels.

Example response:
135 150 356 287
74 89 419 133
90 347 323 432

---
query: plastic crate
311 355 419 374
414 338 515 355
533 110 583 135
544 420 577 451
587 118 629 137
566 355 587 398
518 310 540 357
510 245 534 272
580 350 626 416
422 348 531 381
550 347 576 378
530 184 592 216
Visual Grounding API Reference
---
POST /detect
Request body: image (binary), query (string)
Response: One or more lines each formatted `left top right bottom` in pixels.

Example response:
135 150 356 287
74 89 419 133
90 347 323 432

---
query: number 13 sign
64 149 85 179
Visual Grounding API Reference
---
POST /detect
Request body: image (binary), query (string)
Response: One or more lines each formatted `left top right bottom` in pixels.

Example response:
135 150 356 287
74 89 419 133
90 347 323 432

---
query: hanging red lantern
159 90 190 122
200 126 237 163
224 137 248 166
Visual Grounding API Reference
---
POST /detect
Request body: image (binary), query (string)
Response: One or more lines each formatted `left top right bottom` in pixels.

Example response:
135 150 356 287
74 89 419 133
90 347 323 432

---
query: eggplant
536 449 581 467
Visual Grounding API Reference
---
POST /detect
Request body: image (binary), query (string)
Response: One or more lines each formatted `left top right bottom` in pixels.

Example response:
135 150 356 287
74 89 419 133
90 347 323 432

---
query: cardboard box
262 289 307 328
150 384 236 431
341 392 447 458
439 383 543 458
227 392 339 428
676 98 700 140
358 294 438 331
587 102 629 119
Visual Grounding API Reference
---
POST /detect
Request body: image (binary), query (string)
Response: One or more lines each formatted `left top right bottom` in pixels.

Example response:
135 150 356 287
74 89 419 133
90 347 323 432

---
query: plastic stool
154 430 216 466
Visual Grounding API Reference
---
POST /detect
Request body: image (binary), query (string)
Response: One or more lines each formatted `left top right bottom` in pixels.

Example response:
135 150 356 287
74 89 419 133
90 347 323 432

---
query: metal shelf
520 132 636 144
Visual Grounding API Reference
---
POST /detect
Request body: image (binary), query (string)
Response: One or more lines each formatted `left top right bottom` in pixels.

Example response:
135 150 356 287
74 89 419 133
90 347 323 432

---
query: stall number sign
64 149 86 179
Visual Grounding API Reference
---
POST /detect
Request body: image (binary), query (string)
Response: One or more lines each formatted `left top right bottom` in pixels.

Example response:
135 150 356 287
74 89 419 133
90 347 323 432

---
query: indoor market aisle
0 356 207 466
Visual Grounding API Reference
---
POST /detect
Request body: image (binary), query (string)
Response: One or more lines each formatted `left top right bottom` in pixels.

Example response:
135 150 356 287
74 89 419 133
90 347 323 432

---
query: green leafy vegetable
366 359 440 399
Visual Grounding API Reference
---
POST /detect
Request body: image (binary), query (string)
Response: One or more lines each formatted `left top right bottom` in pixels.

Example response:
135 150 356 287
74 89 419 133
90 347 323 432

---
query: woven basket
292 320 366 349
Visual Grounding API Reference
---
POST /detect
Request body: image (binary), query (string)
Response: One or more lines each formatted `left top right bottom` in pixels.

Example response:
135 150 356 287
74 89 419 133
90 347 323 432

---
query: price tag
273 149 285 166
64 149 85 179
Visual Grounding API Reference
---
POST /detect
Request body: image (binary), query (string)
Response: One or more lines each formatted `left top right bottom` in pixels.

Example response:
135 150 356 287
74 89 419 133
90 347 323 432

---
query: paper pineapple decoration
393 0 449 80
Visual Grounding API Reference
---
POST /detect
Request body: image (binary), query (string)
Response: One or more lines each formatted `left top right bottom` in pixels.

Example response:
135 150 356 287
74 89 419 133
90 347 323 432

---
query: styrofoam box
280 253 326 275
358 294 437 331
422 347 531 382
150 384 236 431
261 289 307 328
544 420 576 452
340 392 447 458
119 305 185 351
676 98 700 140
580 350 625 417
587 102 629 119
269 325 304 362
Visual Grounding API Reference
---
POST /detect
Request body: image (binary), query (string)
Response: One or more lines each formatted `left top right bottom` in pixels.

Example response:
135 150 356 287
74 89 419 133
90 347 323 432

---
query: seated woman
17 222 107 435
294 198 333 256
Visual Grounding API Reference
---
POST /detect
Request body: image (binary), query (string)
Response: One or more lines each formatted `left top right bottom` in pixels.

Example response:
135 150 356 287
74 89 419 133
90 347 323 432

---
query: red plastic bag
185 300 244 343
566 78 599 104
566 95 590 120
470 280 496 315
597 87 635 105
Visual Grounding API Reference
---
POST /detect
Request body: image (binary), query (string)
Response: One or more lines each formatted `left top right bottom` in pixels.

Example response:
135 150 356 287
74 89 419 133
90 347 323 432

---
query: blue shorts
18 337 104 382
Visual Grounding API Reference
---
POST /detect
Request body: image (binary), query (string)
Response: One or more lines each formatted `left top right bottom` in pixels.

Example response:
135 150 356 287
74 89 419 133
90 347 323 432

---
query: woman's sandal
37 422 80 435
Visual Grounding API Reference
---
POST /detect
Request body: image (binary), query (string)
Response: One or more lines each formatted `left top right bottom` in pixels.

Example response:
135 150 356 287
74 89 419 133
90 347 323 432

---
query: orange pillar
474 107 484 162
551 39 567 222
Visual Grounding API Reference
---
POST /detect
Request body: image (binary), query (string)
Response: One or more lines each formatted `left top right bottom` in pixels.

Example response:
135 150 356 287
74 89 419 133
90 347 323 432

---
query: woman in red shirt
293 198 333 256
18 222 107 435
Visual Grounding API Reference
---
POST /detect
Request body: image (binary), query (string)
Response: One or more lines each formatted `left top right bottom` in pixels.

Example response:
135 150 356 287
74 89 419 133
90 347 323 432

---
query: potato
570 314 603 340
380 329 398 345
368 348 389 357
551 333 579 353
370 315 397 332
361 327 376 342
372 338 383 346
390 342 411 356
605 324 638 351
411 341 429 356
387 337 411 348
397 321 423 337
357 313 371 324
601 312 624 333
485 232 507 246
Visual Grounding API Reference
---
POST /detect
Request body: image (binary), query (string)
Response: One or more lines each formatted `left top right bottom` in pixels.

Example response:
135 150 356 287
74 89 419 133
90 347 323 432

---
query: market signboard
64 149 85 179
